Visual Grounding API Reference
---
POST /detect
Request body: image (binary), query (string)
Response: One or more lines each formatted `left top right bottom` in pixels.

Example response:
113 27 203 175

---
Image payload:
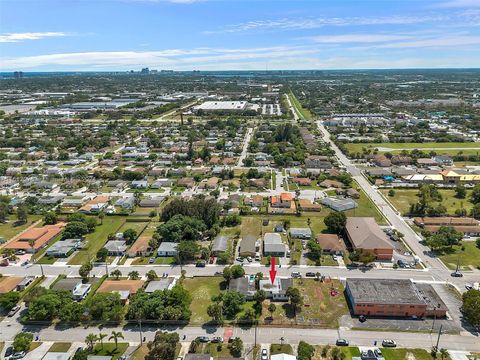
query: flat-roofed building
263 233 286 257
345 278 447 318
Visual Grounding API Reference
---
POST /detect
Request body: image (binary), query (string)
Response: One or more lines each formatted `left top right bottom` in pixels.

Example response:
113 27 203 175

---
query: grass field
345 185 387 224
260 278 348 328
0 215 42 241
131 343 181 360
289 92 313 120
345 142 480 153
183 277 223 324
69 216 126 265
48 342 72 352
91 343 129 360
313 346 361 360
382 348 443 360
118 221 149 235
381 188 473 216
438 241 480 270
271 344 294 355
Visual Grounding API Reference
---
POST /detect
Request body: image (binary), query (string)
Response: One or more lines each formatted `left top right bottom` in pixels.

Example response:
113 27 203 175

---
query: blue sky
1 0 480 71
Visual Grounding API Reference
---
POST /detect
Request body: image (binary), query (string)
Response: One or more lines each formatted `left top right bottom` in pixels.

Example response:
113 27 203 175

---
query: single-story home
157 242 178 257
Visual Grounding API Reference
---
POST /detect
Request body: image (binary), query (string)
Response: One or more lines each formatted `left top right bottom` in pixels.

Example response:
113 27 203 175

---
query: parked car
291 271 302 278
359 315 367 323
374 349 383 357
246 256 253 262
196 336 209 343
336 339 349 346
8 305 20 317
195 261 206 268
149 257 155 264
4 346 13 357
451 272 463 277
305 272 316 277
261 348 268 360
382 340 397 348
236 257 244 262
10 351 26 359
211 336 223 343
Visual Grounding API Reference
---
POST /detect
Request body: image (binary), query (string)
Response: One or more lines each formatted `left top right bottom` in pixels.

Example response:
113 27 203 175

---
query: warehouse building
345 278 447 318
320 197 357 212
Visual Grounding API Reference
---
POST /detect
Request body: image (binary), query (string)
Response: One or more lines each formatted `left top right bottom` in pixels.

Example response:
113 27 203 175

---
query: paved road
286 94 301 121
236 127 254 168
315 121 478 290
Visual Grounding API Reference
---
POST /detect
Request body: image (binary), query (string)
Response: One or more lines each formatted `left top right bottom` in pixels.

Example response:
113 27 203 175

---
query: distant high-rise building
13 71 24 78
141 67 150 74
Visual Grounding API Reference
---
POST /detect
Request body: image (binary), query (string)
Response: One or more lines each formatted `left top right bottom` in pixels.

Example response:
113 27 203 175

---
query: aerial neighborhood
0 68 479 360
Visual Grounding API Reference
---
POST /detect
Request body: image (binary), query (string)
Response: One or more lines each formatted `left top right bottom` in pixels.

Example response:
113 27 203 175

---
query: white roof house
271 354 297 360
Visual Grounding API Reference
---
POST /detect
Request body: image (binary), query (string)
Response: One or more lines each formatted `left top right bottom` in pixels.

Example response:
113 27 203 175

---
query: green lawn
381 188 472 216
118 221 149 235
382 348 442 360
48 342 72 352
313 346 361 360
131 343 181 360
271 344 294 355
69 216 126 265
132 256 176 265
438 241 480 270
91 343 129 360
289 92 313 120
0 215 42 241
199 343 235 359
183 277 223 324
345 142 480 153
260 279 348 328
345 185 387 224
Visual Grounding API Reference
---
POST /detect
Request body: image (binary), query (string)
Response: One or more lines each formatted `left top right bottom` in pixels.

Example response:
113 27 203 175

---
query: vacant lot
261 278 348 328
382 348 444 360
118 221 149 235
0 215 42 241
183 277 223 324
91 343 129 360
438 241 480 270
345 142 480 154
69 216 126 265
345 185 387 224
313 346 361 360
381 188 473 216
48 342 72 352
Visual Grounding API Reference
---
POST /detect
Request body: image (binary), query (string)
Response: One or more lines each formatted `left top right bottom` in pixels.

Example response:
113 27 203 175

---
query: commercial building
345 278 447 318
345 217 393 260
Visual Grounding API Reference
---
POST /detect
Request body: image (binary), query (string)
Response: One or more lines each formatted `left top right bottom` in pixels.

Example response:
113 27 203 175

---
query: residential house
157 242 178 257
289 228 312 240
297 199 321 212
316 234 345 255
270 192 293 208
239 235 258 257
259 278 293 301
263 233 286 257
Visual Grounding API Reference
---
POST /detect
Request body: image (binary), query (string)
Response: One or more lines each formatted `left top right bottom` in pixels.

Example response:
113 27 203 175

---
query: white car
261 349 268 360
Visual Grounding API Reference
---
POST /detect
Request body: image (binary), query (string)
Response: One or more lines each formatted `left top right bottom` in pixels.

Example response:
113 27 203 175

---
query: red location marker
269 256 277 284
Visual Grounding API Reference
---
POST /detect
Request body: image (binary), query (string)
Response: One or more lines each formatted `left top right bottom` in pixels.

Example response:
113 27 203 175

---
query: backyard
69 216 126 265
0 215 42 241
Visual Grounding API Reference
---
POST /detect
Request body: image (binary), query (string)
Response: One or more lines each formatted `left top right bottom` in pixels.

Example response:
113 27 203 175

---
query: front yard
437 241 480 270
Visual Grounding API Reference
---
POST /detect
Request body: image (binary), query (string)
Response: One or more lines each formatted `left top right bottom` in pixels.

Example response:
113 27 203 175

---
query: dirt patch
97 279 144 294
315 287 324 300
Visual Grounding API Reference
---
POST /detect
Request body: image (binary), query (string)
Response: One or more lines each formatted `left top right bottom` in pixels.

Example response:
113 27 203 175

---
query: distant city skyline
1 0 480 71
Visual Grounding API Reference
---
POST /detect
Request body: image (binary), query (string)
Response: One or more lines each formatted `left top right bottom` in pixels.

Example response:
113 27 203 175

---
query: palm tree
128 271 139 280
85 333 98 351
439 348 449 360
146 270 157 281
97 333 107 350
110 269 122 280
28 239 36 254
99 211 105 225
109 331 124 350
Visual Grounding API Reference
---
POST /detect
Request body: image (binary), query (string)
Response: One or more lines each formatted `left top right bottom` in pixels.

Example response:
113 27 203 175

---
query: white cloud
374 35 480 48
435 0 480 8
205 15 447 34
310 34 412 43
0 32 68 43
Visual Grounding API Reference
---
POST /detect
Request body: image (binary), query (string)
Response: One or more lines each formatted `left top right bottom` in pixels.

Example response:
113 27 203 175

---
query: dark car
5 346 13 357
196 261 206 268
196 336 209 343
336 339 349 346
305 272 316 277
359 315 367 323
451 272 463 277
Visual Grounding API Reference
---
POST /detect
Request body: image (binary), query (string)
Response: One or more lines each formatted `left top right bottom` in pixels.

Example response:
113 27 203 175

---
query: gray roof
185 355 212 360
42 353 71 360
346 278 425 305
320 197 357 211
289 228 312 237
144 278 175 293
345 217 393 250
157 242 178 252
47 238 81 255
104 240 127 253
239 235 257 255
212 235 229 253
229 277 249 295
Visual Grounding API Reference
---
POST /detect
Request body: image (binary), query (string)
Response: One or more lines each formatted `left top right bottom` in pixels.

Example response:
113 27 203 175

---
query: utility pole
431 306 437 332
105 261 109 277
435 324 443 351
40 264 44 277
254 324 257 347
